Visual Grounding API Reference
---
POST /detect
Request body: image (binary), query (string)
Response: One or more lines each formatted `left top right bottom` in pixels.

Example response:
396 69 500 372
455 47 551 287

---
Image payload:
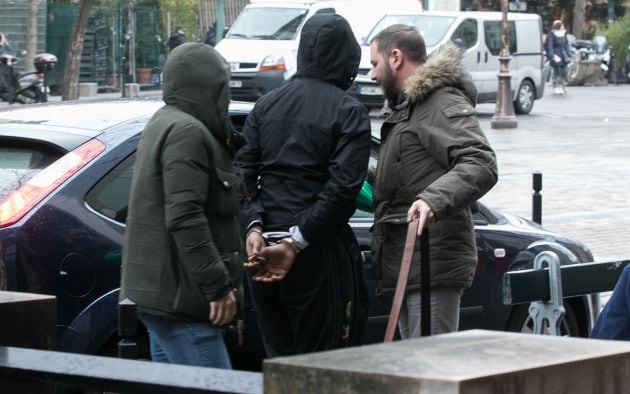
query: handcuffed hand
245 227 265 268
247 242 296 282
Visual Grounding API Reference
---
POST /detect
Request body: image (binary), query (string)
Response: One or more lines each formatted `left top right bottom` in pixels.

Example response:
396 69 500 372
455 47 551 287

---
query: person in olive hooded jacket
370 25 498 339
236 13 371 357
120 43 245 369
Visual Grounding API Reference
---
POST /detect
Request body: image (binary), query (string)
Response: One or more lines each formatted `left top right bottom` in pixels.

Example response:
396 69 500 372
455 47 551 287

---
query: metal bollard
118 298 138 359
532 172 542 225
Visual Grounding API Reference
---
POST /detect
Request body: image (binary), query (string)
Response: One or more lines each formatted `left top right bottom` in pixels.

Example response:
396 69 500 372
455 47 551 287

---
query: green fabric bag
356 180 374 212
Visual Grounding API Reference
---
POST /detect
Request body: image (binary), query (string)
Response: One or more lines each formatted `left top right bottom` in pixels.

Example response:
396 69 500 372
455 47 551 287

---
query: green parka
120 43 244 320
372 43 498 293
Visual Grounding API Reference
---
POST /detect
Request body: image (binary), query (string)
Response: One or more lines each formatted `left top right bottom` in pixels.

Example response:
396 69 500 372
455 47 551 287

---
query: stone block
569 60 607 87
124 83 140 98
0 291 56 350
264 329 630 394
78 82 98 97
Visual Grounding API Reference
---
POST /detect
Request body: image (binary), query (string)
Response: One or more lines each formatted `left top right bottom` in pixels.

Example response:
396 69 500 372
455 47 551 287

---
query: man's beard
381 64 399 106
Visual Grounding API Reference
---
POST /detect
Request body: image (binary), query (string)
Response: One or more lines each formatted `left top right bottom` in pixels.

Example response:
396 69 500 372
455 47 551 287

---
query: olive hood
162 43 242 152
296 13 360 91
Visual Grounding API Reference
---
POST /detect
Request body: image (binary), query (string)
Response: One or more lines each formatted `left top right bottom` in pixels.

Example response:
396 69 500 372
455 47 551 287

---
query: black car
0 99 596 370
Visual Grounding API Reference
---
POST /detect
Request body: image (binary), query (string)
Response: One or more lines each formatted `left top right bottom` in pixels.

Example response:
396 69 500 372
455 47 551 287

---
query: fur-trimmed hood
404 43 477 105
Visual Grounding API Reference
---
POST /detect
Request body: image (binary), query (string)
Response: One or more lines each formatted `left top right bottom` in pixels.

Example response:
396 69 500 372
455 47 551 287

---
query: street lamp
491 0 517 129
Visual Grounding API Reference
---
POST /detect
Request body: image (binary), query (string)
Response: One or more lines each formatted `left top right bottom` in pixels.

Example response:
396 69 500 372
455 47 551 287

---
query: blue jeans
139 313 232 369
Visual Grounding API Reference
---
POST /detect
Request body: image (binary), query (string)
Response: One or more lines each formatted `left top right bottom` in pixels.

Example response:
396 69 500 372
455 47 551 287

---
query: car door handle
485 52 488 63
477 52 480 63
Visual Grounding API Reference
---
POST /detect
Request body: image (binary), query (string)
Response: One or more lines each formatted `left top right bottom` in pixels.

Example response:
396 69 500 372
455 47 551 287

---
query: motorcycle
589 35 611 80
566 39 592 84
0 52 57 104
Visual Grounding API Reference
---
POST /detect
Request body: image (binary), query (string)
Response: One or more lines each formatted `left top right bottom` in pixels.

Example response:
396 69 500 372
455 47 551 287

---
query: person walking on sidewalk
168 26 186 52
120 43 245 369
546 20 572 95
237 13 371 357
369 25 498 338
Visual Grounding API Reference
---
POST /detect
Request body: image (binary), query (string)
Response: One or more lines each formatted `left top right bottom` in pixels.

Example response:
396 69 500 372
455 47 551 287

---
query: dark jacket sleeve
161 124 230 301
235 110 265 232
415 93 498 220
297 101 371 243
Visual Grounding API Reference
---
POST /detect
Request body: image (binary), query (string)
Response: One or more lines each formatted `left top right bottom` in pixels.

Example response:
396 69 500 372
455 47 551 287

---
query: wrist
246 227 262 239
279 237 301 254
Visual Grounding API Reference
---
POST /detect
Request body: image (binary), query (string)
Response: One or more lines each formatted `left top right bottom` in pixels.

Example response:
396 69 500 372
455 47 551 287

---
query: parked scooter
0 52 57 104
590 36 611 80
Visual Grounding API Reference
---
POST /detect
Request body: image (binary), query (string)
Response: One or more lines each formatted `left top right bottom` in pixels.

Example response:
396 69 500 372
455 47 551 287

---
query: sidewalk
476 85 630 262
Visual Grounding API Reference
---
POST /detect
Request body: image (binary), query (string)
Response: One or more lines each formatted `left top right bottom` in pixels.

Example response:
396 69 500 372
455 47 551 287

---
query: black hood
296 13 360 91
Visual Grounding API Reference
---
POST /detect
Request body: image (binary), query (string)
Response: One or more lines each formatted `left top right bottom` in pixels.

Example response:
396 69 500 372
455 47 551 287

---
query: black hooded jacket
236 13 371 244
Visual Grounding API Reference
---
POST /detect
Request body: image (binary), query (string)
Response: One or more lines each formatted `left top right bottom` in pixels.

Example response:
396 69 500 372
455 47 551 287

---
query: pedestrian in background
168 25 186 52
236 13 371 357
120 43 245 369
204 22 217 47
0 33 15 59
545 20 572 95
369 25 498 339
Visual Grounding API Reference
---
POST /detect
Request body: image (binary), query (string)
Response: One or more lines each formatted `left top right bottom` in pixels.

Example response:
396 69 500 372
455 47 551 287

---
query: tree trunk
572 0 587 39
25 0 41 73
61 0 95 101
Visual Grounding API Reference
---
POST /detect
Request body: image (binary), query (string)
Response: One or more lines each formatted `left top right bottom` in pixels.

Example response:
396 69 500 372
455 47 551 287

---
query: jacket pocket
173 263 210 320
211 167 240 215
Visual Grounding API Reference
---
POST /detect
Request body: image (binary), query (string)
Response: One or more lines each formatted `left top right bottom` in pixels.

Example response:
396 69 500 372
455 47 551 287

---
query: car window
352 141 378 219
484 20 516 56
0 140 61 201
366 15 456 47
85 153 135 224
225 7 308 40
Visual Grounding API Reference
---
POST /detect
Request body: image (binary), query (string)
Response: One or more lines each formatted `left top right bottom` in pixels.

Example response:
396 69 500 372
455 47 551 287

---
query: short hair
371 24 427 64
175 25 184 31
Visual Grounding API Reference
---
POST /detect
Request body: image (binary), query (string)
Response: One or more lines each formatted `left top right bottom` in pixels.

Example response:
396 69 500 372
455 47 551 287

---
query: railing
503 251 630 335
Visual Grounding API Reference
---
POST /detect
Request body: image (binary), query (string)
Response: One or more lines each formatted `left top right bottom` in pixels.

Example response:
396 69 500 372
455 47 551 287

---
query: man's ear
389 48 403 70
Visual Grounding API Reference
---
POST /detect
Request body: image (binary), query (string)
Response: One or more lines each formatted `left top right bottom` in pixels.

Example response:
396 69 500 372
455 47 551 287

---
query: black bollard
532 172 542 225
118 298 138 359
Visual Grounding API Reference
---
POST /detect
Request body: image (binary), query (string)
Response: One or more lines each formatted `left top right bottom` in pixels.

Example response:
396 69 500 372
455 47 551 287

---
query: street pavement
3 83 629 262
373 83 630 262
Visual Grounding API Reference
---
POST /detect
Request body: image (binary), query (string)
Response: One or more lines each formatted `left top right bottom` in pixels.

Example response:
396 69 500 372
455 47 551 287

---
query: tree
61 0 96 101
25 0 42 73
572 0 587 38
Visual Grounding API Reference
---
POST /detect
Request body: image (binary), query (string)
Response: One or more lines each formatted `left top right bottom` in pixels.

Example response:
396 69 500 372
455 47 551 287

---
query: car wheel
506 303 580 336
513 80 535 115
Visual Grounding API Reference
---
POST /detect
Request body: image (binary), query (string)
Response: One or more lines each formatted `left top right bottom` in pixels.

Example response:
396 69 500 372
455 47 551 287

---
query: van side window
483 21 516 56
451 19 478 49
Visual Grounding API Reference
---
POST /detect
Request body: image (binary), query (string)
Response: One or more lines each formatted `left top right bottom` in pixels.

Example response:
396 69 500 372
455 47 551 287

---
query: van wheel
513 80 535 114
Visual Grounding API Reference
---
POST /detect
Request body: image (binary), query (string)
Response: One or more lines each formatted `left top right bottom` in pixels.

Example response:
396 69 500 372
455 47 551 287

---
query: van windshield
365 15 456 47
225 7 308 40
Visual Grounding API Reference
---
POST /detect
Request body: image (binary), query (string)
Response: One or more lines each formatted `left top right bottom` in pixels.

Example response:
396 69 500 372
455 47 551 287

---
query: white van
351 11 545 114
215 0 422 102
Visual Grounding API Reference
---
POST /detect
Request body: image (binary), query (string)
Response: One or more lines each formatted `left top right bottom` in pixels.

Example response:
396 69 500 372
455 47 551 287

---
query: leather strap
384 219 420 342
